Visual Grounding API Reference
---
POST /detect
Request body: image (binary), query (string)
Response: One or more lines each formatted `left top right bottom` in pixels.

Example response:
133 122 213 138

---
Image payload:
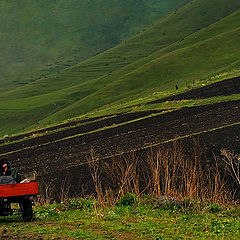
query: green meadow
2 197 240 239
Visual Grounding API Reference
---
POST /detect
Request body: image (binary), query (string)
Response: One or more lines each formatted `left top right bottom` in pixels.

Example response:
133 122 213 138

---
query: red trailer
0 180 38 221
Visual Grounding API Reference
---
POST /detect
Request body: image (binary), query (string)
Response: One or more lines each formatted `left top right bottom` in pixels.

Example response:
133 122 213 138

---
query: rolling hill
50 8 240 121
0 0 240 136
0 0 190 93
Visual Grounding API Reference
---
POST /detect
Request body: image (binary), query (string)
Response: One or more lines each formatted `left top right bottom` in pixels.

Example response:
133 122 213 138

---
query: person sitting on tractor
0 157 21 183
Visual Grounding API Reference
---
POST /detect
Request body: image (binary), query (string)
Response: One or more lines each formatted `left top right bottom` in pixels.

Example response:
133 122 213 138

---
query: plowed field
149 76 240 104
1 77 240 198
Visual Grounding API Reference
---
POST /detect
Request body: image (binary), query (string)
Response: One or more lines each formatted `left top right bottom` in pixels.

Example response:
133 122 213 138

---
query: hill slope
3 0 239 99
51 8 240 121
0 0 240 135
0 0 190 93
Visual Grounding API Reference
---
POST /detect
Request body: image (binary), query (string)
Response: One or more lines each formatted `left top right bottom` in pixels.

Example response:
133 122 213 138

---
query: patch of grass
1 197 240 239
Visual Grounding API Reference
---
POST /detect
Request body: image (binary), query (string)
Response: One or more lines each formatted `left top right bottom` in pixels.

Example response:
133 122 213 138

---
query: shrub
66 198 93 210
206 202 221 213
35 207 59 220
116 193 136 207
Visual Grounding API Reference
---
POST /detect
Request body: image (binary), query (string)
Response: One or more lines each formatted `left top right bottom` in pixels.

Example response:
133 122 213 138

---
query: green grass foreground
1 197 240 239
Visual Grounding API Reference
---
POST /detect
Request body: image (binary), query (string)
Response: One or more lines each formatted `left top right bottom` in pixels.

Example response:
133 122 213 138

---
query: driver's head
0 156 11 175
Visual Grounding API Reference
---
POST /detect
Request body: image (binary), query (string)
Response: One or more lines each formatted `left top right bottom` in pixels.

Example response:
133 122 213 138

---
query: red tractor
0 176 38 221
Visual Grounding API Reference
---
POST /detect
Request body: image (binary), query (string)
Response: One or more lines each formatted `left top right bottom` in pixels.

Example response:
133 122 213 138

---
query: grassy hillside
0 0 190 93
50 10 240 121
0 0 240 135
3 0 239 99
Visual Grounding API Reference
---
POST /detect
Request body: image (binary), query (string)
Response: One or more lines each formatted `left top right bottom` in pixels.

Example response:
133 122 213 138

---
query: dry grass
221 149 240 187
37 178 55 205
88 140 236 205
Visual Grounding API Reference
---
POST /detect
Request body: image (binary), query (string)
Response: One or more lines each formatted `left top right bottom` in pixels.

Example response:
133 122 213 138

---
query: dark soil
1 99 239 198
148 76 240 104
0 110 161 154
0 114 106 145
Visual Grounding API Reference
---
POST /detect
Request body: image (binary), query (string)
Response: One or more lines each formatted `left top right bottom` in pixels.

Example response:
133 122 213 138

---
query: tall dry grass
88 141 236 205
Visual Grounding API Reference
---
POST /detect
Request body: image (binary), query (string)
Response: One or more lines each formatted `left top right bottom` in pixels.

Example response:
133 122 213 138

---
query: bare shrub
87 148 104 205
104 151 139 202
146 141 231 203
208 154 229 203
221 149 240 186
147 143 194 199
37 179 54 205
58 174 70 203
147 148 163 196
87 149 140 206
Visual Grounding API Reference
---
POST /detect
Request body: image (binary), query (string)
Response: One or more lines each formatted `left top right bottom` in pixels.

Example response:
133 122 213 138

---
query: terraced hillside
1 78 240 198
0 0 239 135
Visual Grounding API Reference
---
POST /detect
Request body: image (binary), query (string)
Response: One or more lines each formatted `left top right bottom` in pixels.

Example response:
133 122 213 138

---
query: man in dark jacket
0 157 21 183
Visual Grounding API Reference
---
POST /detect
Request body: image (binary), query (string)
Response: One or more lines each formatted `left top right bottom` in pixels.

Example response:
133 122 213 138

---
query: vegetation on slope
3 0 238 99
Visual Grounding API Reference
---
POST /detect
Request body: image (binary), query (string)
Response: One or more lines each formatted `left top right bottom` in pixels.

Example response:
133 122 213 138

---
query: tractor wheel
20 199 33 222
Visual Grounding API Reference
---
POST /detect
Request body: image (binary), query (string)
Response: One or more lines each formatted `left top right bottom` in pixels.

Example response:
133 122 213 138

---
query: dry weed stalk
103 152 139 202
147 142 230 202
147 143 184 198
221 149 240 186
147 148 162 196
38 179 54 205
88 148 104 205
210 154 228 202
58 174 70 203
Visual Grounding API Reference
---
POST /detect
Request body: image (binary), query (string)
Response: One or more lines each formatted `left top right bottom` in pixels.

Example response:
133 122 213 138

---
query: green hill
0 0 190 93
0 0 240 136
45 9 240 121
